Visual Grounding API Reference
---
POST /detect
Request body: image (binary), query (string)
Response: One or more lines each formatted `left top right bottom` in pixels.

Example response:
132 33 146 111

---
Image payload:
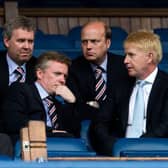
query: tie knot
14 66 25 82
136 80 147 88
95 66 105 78
95 66 104 73
15 66 24 75
44 95 55 107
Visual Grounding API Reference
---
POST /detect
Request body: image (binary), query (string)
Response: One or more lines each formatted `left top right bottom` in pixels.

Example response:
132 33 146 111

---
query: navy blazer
0 51 37 132
67 52 131 120
2 83 80 139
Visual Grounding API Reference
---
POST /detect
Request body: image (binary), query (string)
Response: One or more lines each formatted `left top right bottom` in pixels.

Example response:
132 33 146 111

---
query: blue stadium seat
158 42 168 73
80 120 91 149
34 34 74 49
109 27 128 56
14 137 96 159
154 28 168 42
33 49 82 59
0 155 12 160
68 26 82 41
67 26 82 49
112 138 168 157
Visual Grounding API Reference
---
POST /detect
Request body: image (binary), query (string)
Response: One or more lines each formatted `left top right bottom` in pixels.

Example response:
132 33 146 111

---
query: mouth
86 52 95 57
20 52 31 57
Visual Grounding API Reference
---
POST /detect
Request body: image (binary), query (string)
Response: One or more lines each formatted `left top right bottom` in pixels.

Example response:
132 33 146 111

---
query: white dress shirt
126 68 158 137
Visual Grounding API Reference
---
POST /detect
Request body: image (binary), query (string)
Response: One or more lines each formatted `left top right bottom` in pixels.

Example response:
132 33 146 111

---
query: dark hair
2 15 36 39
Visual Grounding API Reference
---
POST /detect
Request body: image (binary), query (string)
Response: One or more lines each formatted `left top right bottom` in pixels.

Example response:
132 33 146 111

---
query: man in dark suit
67 21 131 121
2 51 80 145
0 16 36 132
89 30 168 155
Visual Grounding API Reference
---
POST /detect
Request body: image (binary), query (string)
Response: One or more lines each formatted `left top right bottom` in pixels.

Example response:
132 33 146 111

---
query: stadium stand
113 138 168 157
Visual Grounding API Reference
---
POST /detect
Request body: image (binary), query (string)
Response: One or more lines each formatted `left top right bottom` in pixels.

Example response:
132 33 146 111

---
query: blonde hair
124 30 162 64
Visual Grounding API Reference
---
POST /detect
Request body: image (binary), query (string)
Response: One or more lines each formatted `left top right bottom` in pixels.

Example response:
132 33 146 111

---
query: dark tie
95 66 106 101
14 66 25 82
44 96 58 129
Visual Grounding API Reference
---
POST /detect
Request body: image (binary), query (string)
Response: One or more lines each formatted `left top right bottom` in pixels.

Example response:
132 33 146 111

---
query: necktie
14 66 25 82
95 66 106 101
126 81 146 138
44 96 58 129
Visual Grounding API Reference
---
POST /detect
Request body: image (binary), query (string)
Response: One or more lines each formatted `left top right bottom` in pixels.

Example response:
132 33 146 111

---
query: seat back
113 138 168 157
109 27 128 56
46 137 96 157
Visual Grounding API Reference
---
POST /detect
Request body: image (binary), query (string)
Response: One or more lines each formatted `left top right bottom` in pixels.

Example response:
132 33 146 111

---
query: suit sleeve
2 83 29 134
89 98 119 155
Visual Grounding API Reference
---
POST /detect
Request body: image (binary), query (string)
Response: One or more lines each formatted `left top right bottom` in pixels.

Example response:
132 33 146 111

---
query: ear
146 52 154 63
106 39 111 49
36 68 43 80
3 37 10 48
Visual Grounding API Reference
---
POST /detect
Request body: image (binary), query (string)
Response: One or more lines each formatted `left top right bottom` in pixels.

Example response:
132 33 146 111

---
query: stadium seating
14 137 96 159
80 120 92 149
112 138 168 157
109 27 127 56
154 28 168 42
67 26 82 49
34 34 74 49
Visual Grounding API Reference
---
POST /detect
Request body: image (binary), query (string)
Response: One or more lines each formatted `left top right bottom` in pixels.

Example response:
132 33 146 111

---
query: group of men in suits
89 30 168 155
67 21 168 155
1 15 168 158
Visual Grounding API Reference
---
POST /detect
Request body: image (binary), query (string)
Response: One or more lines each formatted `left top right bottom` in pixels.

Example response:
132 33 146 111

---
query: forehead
11 28 34 38
81 23 105 39
46 60 68 71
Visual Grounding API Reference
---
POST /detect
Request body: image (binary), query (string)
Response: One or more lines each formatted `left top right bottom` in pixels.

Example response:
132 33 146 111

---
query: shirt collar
136 67 158 85
6 54 26 75
35 82 49 100
91 54 107 72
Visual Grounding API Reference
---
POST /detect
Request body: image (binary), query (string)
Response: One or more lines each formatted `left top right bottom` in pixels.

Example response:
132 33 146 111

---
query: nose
124 55 129 64
59 75 66 85
23 41 29 49
86 41 92 49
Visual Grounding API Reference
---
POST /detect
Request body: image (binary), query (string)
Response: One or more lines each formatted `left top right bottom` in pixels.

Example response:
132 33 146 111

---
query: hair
124 30 162 64
2 15 36 39
81 21 112 39
35 51 71 71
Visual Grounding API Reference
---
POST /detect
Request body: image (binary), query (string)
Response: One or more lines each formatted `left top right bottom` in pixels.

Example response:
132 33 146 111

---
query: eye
91 40 100 44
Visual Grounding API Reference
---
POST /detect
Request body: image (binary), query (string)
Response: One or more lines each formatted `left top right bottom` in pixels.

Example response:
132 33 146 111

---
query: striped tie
95 66 106 101
44 96 58 129
14 66 25 82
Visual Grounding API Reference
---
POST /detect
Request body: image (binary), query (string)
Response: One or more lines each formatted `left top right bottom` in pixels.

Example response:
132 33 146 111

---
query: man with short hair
90 30 168 155
0 15 37 131
2 51 80 144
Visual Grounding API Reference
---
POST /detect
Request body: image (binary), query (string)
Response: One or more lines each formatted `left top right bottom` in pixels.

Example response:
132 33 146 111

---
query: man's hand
55 85 76 103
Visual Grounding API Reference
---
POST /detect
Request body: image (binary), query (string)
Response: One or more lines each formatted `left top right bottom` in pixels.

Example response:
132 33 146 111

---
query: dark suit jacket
90 70 168 155
0 50 37 132
2 82 80 141
67 52 131 120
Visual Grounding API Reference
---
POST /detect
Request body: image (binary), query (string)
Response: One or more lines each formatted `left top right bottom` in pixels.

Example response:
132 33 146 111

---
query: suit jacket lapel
31 83 45 110
147 71 162 120
25 57 36 83
83 59 95 98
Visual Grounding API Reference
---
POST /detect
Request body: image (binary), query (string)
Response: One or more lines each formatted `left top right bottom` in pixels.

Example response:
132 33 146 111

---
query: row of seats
1 26 168 72
11 137 168 160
